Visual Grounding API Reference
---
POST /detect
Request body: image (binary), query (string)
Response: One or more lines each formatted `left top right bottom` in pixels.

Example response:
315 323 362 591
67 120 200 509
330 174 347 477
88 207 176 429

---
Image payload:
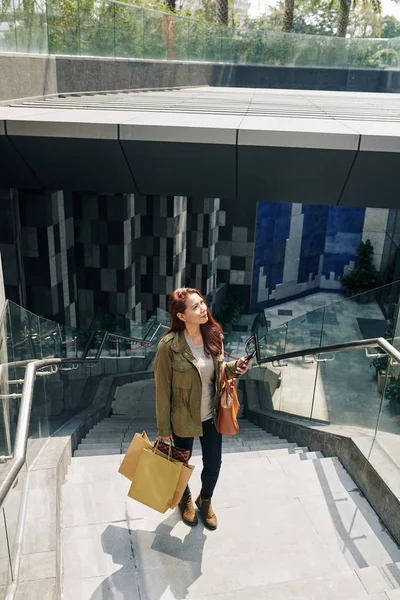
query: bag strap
220 362 228 389
154 438 173 461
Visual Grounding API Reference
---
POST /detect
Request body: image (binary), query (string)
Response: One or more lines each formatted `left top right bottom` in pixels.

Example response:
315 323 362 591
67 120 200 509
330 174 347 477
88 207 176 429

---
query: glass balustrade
0 298 170 599
0 0 399 70
250 281 400 492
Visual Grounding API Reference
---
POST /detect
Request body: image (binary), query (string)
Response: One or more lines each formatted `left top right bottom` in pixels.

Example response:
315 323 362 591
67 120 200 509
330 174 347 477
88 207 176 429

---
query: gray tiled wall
0 188 257 329
186 197 219 296
216 198 256 308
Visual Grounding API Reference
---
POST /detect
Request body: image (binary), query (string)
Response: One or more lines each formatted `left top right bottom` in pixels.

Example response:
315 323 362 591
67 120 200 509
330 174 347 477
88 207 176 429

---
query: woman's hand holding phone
235 350 256 374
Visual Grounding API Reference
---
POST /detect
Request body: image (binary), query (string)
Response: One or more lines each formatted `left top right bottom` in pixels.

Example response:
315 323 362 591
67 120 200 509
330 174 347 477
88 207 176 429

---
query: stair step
78 442 123 450
267 450 324 462
221 446 311 460
82 436 126 444
191 443 298 455
73 448 122 457
245 441 293 450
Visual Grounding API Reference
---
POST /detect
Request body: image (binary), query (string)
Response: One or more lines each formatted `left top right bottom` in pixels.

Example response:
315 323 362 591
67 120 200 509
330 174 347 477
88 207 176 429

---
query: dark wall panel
339 152 400 208
238 146 357 205
0 137 42 189
122 140 237 198
8 137 138 193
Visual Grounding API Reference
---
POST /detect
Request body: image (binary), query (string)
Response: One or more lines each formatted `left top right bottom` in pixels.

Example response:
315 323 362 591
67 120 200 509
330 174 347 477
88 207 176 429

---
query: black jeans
173 418 222 500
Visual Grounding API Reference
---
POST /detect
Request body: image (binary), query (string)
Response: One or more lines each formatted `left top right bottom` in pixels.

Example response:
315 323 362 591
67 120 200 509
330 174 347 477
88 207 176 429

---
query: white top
184 335 215 422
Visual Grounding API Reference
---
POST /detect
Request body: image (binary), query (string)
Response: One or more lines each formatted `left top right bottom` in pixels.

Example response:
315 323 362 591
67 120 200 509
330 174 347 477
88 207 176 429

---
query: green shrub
340 240 380 296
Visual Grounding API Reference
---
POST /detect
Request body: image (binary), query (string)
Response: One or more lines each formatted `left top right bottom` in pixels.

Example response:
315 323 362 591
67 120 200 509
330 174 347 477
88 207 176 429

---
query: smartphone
243 349 256 363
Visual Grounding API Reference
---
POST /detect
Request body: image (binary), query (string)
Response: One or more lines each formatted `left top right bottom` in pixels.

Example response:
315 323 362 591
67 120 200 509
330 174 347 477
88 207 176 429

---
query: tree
381 14 400 37
346 2 382 37
337 0 381 37
263 0 337 35
283 0 295 31
217 0 228 24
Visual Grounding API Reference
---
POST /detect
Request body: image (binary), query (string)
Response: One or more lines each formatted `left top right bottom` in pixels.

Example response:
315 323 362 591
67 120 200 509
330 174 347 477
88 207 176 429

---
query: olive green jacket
154 330 239 438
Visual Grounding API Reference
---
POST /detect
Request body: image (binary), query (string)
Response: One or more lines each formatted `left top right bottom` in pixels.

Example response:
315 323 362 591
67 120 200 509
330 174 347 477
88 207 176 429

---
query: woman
154 287 249 531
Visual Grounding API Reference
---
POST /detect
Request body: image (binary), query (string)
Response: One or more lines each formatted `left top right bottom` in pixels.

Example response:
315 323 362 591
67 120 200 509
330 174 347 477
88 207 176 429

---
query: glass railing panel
0 305 10 458
3 0 400 68
187 19 208 62
0 3 18 53
255 281 400 359
47 0 79 55
316 35 348 68
278 356 317 418
49 361 94 434
372 302 400 488
80 0 115 57
322 284 393 348
220 27 234 63
290 32 320 67
48 27 79 55
348 37 388 69
167 15 189 61
245 360 314 420
83 26 115 57
235 28 265 65
223 331 248 361
61 325 78 359
13 0 48 54
259 324 287 360
1 462 27 586
2 305 19 457
0 485 12 598
284 306 325 354
38 316 64 360
0 519 10 599
143 10 167 60
27 374 50 465
310 347 381 447
263 31 286 66
7 302 41 362
387 37 400 68
115 4 144 59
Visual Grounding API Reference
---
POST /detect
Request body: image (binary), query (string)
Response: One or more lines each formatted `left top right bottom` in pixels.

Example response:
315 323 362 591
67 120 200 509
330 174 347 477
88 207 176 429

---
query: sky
249 0 400 20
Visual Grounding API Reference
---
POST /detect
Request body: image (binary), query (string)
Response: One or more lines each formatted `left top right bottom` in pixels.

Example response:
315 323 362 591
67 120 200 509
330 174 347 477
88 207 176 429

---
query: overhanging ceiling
1 86 400 207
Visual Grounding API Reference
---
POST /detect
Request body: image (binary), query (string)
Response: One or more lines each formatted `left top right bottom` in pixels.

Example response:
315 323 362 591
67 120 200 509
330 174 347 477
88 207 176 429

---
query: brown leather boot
195 494 217 530
179 492 198 526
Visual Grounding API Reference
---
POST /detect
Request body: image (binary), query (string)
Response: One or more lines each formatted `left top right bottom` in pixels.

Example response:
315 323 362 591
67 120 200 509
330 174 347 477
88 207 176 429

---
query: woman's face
179 293 208 326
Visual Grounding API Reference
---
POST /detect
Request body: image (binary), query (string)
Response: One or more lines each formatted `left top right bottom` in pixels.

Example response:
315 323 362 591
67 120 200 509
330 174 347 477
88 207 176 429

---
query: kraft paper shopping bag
128 447 183 513
119 431 151 481
170 462 195 509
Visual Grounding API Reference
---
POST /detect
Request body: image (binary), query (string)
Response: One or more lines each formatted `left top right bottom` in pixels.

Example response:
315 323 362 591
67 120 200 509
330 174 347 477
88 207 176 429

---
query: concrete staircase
61 380 400 600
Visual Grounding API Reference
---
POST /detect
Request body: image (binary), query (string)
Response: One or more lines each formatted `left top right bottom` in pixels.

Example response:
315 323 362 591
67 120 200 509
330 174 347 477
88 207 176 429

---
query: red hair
166 288 223 356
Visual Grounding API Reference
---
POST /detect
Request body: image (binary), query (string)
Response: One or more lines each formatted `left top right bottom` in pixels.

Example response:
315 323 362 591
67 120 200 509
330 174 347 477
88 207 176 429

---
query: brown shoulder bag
217 364 240 436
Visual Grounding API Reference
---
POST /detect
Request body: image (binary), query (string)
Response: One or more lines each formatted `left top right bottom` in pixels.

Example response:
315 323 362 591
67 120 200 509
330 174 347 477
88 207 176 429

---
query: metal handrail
0 357 99 507
105 331 160 346
256 336 400 366
0 318 167 506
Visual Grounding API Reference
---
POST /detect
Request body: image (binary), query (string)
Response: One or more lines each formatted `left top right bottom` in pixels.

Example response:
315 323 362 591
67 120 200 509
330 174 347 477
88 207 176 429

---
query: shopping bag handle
154 438 173 461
